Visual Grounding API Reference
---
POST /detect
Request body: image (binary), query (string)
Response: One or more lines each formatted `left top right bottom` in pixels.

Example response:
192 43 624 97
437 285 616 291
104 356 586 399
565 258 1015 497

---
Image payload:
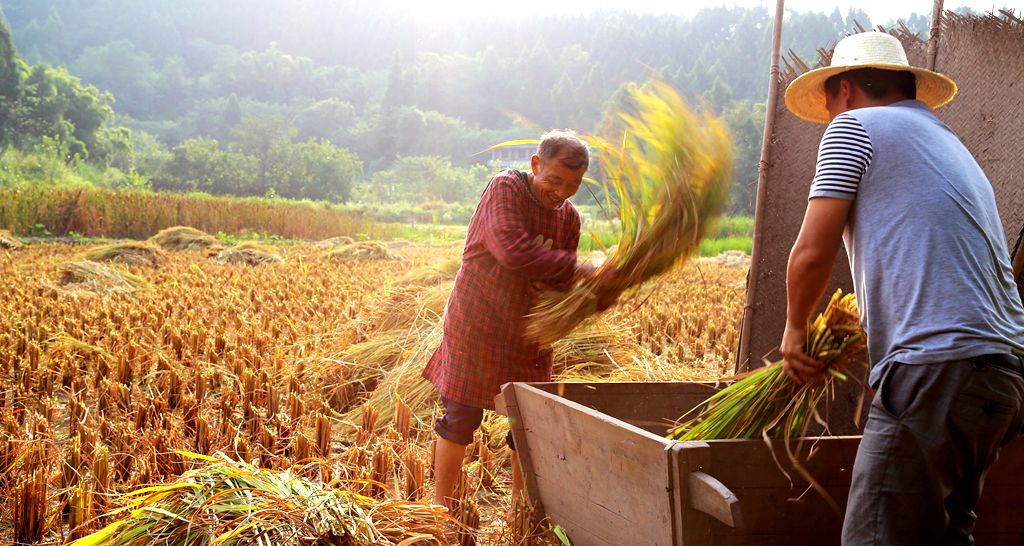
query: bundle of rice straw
0 229 22 250
70 452 451 546
214 241 284 266
668 289 867 441
328 241 405 261
315 235 355 248
82 242 167 267
524 81 733 345
342 323 443 435
148 226 219 251
57 260 148 294
355 282 451 339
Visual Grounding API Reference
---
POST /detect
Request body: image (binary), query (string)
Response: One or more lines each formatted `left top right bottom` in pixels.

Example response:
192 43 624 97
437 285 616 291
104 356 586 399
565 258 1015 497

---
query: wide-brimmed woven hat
785 32 957 123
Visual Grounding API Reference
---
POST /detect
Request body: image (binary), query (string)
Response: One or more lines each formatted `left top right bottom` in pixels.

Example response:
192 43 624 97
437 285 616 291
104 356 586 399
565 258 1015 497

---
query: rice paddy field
0 235 748 545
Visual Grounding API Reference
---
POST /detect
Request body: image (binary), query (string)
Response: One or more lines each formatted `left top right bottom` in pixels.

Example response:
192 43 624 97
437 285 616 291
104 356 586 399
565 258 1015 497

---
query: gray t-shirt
809 100 1024 388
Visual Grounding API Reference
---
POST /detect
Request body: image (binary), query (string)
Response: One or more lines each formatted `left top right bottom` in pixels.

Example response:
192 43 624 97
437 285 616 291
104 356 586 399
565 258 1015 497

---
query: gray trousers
842 353 1024 545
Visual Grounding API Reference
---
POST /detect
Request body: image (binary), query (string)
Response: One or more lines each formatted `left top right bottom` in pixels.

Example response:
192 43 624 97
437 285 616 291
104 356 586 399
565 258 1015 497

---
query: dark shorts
435 398 515 450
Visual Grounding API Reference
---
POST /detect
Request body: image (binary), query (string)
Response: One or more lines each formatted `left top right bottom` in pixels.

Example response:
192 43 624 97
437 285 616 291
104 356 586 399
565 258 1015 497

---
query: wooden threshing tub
496 381 1024 545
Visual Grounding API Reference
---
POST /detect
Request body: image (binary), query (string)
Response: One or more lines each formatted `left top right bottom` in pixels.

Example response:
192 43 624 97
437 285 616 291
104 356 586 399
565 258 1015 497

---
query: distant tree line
0 1 953 212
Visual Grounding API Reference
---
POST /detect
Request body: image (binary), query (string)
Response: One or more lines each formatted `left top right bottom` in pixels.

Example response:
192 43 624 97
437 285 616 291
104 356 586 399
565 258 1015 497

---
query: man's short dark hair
537 130 590 170
825 68 917 101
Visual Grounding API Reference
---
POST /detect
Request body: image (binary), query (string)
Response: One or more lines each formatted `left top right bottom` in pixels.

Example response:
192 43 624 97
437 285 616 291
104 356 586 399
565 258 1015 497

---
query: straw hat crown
785 32 958 123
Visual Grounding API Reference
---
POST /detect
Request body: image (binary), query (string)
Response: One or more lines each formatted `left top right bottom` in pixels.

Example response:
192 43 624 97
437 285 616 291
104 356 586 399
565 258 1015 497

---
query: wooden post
737 0 786 373
927 0 945 70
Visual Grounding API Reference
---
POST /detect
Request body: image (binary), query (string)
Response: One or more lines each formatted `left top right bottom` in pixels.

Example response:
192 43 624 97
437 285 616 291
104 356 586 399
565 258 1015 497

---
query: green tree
71 40 158 119
721 100 766 214
94 126 133 170
210 43 315 103
164 137 257 195
370 155 485 203
551 73 579 129
294 98 356 143
0 12 22 144
9 63 114 159
229 115 295 195
270 138 362 202
130 130 173 183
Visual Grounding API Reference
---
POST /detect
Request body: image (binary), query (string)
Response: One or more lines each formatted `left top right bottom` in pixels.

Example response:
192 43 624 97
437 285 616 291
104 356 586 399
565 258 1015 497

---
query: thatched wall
737 13 1024 431
934 12 1024 244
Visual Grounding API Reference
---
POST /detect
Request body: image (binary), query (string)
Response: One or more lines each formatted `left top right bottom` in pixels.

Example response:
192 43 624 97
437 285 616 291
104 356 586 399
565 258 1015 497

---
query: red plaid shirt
423 169 581 409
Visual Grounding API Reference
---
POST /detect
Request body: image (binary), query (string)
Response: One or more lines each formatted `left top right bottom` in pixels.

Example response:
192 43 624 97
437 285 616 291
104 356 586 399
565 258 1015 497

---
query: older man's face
530 152 586 209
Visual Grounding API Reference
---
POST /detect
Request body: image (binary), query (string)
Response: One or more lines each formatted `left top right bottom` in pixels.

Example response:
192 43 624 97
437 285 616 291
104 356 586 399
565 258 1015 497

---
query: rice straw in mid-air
491 81 734 346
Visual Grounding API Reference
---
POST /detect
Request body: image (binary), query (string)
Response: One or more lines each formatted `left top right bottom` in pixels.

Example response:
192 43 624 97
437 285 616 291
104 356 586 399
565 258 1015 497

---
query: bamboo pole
736 0 785 373
927 0 945 70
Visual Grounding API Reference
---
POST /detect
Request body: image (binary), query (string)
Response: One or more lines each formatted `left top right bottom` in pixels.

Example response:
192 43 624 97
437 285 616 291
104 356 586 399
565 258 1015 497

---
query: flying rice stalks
518 81 733 345
69 452 452 546
57 260 149 294
148 225 219 251
214 241 284 266
81 242 168 268
0 229 23 250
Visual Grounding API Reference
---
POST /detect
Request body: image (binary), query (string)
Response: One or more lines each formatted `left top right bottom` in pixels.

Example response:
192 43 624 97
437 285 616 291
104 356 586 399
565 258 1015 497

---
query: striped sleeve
808 113 873 200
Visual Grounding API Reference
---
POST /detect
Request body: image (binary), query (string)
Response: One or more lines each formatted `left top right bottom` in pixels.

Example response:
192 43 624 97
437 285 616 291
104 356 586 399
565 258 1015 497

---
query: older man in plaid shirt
424 130 600 511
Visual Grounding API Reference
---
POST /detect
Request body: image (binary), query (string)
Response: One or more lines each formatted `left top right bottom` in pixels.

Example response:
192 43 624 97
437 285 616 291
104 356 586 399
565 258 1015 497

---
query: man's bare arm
781 196 853 384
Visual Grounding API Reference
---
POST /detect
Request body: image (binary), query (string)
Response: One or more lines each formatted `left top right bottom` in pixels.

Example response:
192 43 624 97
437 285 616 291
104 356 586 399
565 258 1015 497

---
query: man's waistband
972 352 1024 375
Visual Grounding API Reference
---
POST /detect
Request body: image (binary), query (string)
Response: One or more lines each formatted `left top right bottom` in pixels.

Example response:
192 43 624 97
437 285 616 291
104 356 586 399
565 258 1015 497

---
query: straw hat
785 32 957 123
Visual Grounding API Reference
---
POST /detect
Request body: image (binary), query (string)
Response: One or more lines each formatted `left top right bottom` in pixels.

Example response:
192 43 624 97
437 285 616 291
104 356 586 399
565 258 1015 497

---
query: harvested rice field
0 239 747 545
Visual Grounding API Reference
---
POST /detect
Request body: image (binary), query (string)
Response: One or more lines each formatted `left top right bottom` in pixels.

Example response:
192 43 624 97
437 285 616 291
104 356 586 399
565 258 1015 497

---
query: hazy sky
416 1 1022 24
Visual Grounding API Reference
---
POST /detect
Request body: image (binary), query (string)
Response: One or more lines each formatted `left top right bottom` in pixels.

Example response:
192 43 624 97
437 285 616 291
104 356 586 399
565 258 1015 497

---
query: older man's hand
780 324 826 386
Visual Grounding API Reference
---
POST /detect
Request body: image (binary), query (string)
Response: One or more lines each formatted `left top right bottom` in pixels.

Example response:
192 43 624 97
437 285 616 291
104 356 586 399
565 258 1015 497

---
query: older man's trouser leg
842 354 1024 545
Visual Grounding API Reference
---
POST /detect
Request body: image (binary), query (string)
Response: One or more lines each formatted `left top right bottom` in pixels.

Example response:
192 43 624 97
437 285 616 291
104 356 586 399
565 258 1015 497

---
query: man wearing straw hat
780 31 1024 544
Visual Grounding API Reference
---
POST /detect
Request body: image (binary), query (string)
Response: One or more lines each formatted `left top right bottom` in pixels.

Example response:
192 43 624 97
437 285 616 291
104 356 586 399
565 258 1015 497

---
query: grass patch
699 236 752 257
579 215 753 255
360 222 468 244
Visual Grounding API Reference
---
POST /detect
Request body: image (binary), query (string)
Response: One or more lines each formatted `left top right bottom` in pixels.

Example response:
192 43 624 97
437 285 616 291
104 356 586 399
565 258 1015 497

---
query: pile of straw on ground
329 241 405 261
214 241 284 266
81 241 168 267
57 260 148 294
0 229 22 250
386 239 413 249
148 225 220 251
314 235 355 248
70 453 453 546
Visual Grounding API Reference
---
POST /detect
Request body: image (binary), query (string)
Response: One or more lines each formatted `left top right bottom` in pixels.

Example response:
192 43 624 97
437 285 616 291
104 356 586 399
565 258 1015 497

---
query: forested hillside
0 1 939 212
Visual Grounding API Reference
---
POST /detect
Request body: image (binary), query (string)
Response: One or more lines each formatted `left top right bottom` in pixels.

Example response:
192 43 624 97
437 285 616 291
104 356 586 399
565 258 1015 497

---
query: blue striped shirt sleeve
809 113 873 200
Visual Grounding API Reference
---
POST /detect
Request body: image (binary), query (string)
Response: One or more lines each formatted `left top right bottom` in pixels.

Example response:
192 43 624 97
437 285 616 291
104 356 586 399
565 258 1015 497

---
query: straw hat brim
785 63 958 123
